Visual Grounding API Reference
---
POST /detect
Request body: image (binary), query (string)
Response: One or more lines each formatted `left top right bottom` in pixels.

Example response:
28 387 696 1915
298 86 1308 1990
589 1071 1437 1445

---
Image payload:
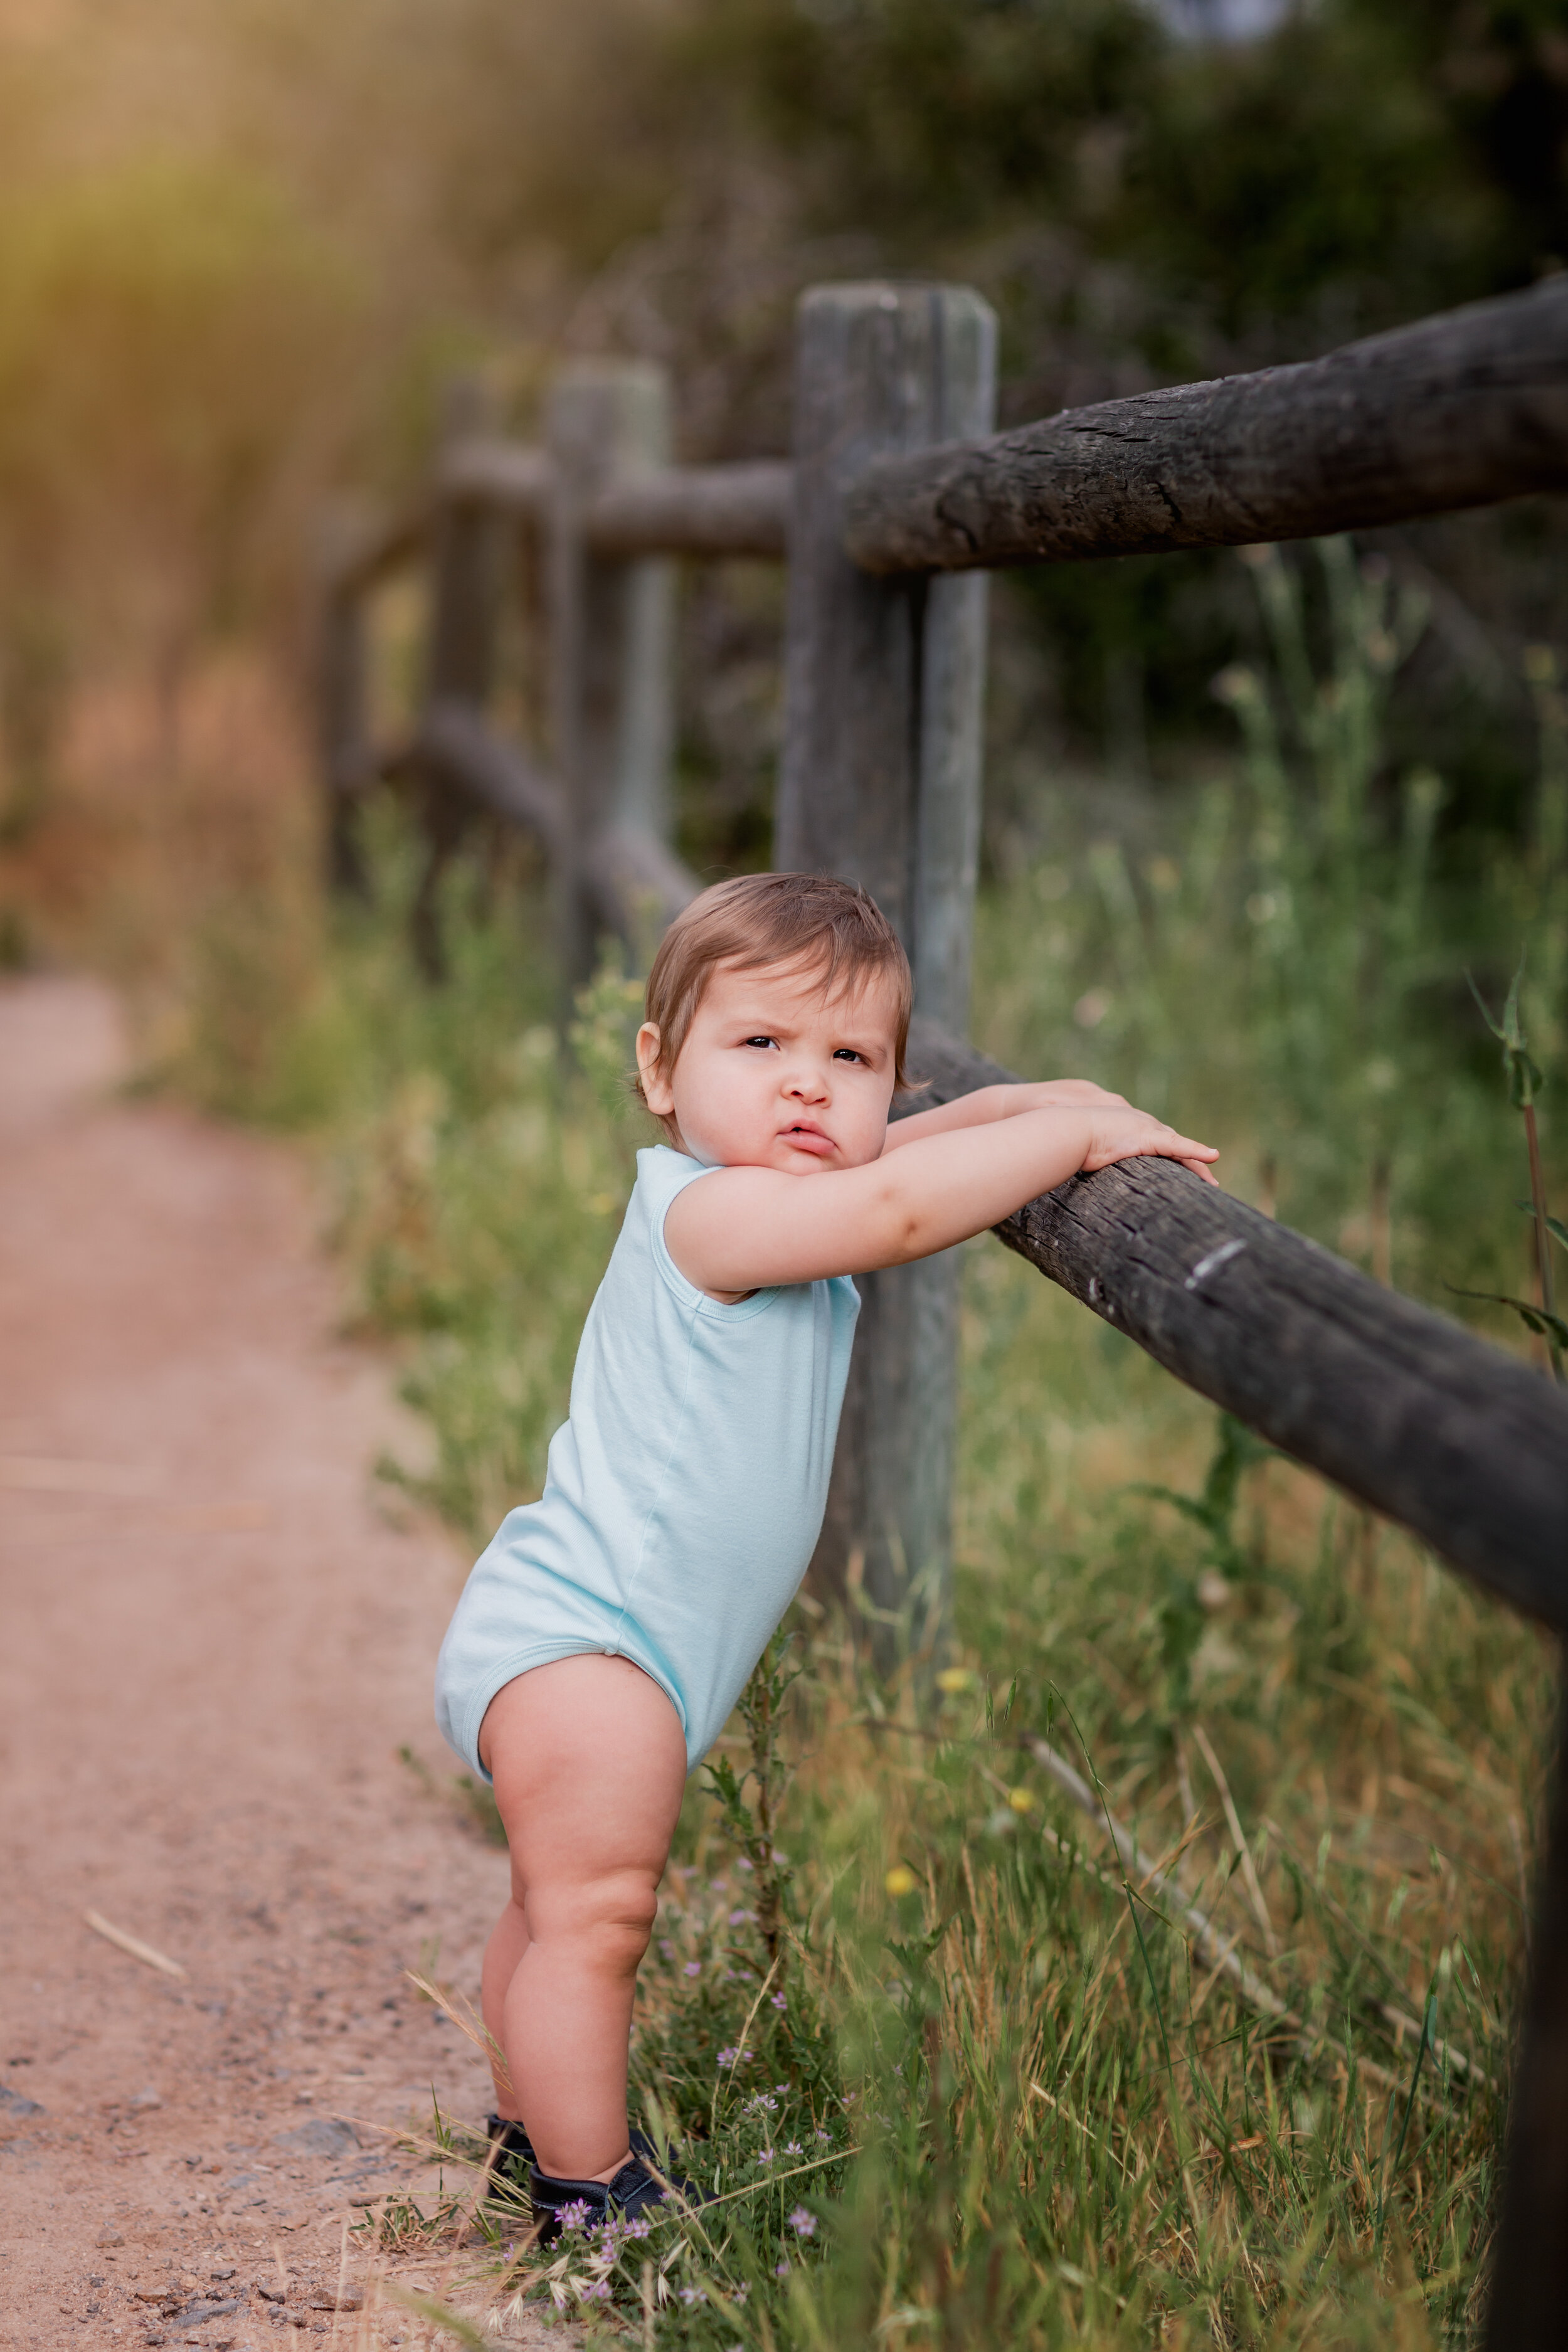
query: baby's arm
665 1102 1217 1296
883 1079 1128 1152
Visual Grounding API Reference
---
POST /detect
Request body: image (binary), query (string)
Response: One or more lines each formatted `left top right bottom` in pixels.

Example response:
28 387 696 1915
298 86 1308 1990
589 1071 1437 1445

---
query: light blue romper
434 1145 861 1777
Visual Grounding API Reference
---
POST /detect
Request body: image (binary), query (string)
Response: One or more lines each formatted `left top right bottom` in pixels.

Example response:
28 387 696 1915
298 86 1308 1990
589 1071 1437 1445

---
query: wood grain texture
902 1019 1568 1624
845 277 1568 576
778 283 995 1656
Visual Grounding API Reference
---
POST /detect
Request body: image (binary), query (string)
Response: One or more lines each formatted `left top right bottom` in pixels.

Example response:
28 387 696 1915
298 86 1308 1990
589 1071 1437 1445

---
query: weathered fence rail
903 1020 1568 1623
442 440 792 559
846 275 1568 572
320 272 1568 2339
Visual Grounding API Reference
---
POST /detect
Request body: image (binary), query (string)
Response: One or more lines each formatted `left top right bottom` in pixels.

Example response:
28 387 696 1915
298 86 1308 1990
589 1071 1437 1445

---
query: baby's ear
635 1020 674 1115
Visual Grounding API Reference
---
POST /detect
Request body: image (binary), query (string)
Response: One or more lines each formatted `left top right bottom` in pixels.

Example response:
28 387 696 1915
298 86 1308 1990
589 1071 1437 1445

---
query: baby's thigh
480 1655 687 1900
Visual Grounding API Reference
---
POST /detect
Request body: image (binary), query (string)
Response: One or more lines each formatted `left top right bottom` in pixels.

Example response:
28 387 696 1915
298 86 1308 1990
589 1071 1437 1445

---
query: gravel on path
0 977 548 2349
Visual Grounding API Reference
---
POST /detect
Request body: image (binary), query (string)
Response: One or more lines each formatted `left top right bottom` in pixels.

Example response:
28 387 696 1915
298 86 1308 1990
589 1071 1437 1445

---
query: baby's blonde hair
637 872 913 1126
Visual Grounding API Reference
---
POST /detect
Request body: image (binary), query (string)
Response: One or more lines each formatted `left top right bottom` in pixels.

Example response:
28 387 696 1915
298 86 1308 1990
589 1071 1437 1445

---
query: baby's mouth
783 1122 835 1156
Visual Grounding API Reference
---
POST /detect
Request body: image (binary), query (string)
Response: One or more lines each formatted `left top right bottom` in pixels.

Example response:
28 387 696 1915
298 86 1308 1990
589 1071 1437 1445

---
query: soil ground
1 977 548 2351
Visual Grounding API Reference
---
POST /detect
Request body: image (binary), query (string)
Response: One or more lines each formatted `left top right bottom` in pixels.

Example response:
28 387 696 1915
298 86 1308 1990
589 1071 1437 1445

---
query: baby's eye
743 1034 777 1050
832 1047 864 1063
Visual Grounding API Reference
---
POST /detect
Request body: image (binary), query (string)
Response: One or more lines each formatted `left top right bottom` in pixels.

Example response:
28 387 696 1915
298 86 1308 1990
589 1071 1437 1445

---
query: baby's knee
531 1867 659 1966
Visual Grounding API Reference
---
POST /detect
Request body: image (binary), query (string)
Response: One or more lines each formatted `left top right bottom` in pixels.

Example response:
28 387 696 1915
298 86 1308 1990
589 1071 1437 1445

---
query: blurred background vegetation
3 0 1568 890
4 0 1568 2339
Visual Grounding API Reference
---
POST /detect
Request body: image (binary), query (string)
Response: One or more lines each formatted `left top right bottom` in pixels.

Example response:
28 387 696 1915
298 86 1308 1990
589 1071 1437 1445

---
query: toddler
434 870 1216 2232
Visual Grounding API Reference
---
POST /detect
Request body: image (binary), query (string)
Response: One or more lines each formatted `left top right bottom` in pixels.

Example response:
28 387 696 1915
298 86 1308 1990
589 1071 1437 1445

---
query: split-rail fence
319 275 1568 2338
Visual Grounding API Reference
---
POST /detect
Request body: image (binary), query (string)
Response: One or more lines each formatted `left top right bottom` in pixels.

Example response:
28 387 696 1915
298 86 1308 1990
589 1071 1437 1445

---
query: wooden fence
320 274 1568 2339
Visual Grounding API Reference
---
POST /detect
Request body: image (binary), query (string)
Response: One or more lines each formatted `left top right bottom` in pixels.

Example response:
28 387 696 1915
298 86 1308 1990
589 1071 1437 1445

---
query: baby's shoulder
632 1142 709 1201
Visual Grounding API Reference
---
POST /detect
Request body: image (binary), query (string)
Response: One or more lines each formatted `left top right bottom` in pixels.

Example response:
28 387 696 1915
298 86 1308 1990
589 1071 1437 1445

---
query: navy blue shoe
483 2116 537 2215
487 2112 534 2169
529 2149 699 2243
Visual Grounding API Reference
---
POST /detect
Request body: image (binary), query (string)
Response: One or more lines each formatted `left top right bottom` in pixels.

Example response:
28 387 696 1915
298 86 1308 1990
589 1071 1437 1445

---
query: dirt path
0 978 534 2350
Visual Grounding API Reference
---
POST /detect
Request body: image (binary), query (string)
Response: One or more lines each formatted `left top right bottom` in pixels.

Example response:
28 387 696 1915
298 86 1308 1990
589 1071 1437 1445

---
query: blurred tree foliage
0 144 358 827
676 0 1568 344
0 0 1564 834
0 154 357 650
651 0 1568 824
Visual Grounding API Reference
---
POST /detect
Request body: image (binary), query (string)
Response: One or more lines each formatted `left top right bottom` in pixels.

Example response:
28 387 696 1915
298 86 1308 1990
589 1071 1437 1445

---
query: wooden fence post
545 362 677 985
1483 1684 1568 2344
412 374 506 979
317 554 371 901
776 281 997 1661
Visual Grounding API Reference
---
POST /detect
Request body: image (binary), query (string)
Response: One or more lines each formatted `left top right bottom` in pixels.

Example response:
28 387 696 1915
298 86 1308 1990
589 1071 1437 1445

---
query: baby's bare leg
480 1900 530 2119
479 1655 687 2181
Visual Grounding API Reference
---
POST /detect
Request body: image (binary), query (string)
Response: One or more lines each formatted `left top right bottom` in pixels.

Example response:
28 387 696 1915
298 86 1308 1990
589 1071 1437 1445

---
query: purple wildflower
728 1907 751 1926
558 2198 592 2232
775 2260 790 2279
789 2206 817 2238
684 1961 701 1978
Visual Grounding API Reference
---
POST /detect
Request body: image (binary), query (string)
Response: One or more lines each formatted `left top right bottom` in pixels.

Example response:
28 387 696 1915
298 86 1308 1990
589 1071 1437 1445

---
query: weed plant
169 544 1568 2343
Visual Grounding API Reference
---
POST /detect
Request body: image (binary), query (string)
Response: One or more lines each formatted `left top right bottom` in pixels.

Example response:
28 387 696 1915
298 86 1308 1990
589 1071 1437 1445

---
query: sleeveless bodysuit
435 1144 861 1775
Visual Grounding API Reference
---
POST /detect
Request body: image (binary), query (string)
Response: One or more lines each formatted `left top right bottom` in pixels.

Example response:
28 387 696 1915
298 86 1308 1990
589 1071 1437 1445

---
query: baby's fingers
1159 1131 1220 1168
1084 1123 1219 1173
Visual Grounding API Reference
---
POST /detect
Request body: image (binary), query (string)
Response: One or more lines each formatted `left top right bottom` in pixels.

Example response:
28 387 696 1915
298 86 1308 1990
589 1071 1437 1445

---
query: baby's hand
1081 1106 1220 1185
1024 1078 1130 1111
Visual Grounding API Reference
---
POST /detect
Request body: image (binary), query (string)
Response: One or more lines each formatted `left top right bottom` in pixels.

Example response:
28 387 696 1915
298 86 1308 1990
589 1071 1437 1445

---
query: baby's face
637 956 900 1173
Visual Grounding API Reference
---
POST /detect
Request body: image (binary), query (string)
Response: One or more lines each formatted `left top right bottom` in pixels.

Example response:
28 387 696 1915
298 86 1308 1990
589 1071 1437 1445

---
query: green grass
175 548 1568 2344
